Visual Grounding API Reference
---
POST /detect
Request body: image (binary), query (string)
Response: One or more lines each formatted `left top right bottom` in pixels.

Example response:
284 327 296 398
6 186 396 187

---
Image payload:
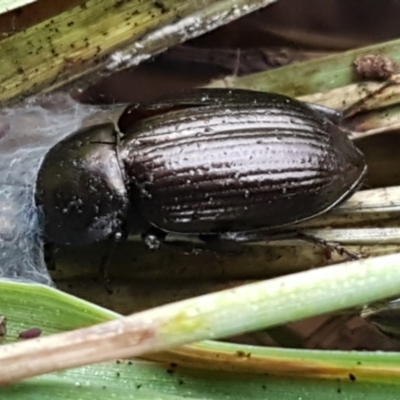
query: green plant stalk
5 279 400 394
206 37 400 97
0 0 276 104
1 252 400 384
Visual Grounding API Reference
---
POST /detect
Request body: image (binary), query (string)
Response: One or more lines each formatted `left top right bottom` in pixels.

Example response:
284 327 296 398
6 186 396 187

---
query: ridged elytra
35 89 367 247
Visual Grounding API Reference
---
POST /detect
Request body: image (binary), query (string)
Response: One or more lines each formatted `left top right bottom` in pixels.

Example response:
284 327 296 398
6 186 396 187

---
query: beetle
35 89 367 249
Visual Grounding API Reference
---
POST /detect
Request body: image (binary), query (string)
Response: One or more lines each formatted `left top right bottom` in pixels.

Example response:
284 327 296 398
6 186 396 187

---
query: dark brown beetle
35 89 366 248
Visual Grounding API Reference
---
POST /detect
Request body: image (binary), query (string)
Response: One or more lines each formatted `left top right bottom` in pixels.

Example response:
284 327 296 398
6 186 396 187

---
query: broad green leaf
208 37 400 98
2 279 400 398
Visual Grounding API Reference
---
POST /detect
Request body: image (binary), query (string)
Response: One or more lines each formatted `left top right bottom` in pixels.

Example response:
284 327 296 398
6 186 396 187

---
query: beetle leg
98 243 118 295
200 231 360 260
43 242 57 272
198 231 299 253
198 230 314 253
295 232 360 260
198 233 246 253
142 227 168 250
201 230 299 243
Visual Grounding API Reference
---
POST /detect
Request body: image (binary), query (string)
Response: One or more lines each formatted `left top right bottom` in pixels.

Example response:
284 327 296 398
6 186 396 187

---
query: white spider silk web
0 93 117 285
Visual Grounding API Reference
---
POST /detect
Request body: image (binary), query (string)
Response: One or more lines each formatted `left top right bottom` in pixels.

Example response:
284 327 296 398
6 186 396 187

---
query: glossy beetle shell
35 89 366 245
120 89 366 235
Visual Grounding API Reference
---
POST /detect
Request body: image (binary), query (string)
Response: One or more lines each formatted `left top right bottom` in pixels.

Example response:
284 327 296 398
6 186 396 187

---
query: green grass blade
2 252 400 386
209 38 400 97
